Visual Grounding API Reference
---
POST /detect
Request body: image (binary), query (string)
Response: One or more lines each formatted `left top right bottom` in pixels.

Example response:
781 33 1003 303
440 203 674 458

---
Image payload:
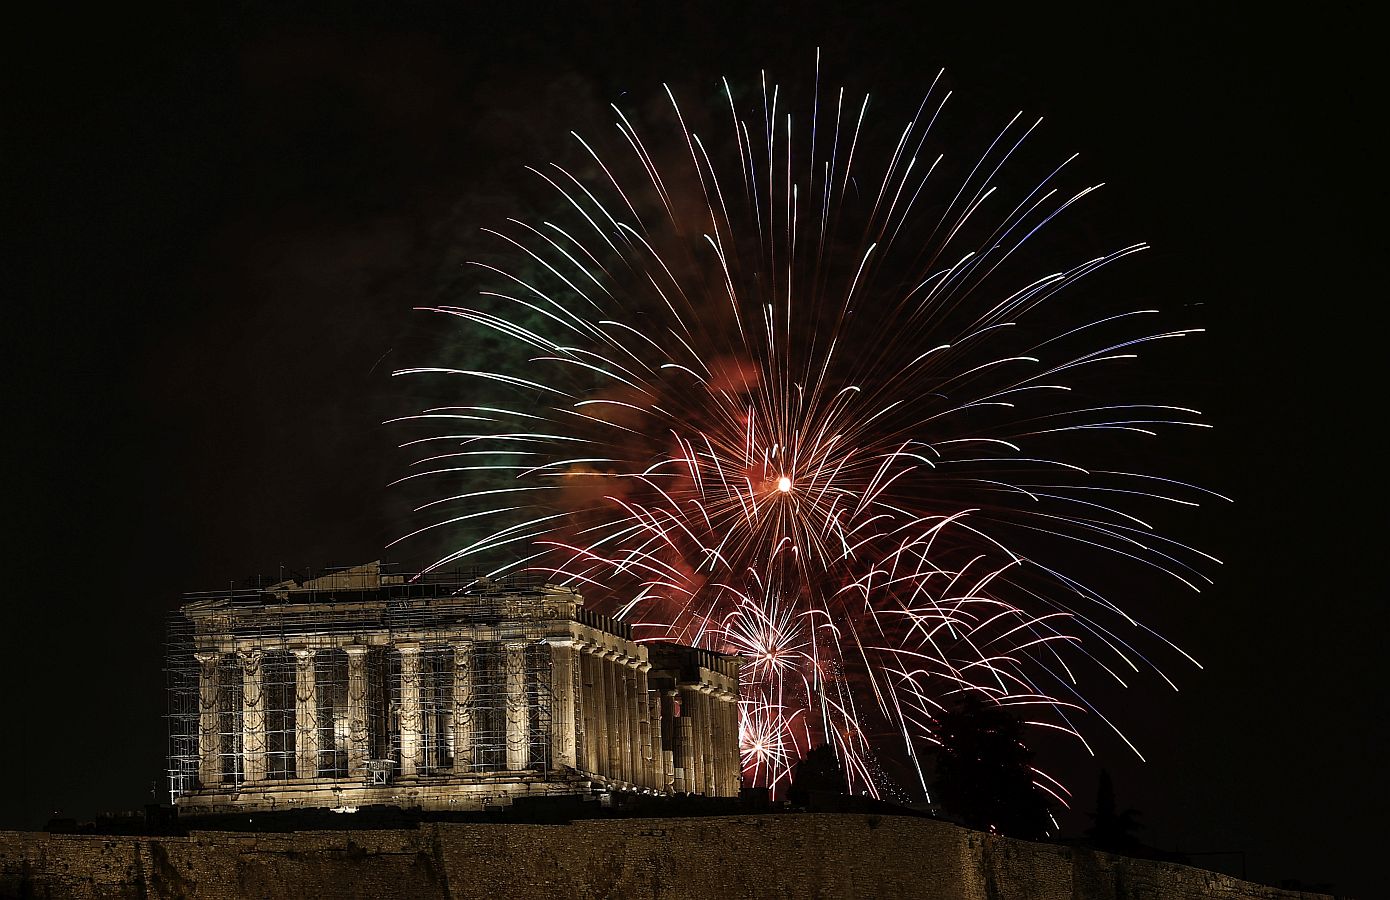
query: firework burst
390 57 1223 802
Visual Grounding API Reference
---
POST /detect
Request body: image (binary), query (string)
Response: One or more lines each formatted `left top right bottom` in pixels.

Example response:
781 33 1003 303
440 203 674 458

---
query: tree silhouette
1085 768 1144 852
930 693 1052 839
787 743 847 808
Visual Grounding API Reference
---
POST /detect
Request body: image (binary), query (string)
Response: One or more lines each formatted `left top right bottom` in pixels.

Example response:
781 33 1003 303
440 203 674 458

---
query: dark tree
1085 768 1144 852
930 693 1052 839
787 743 847 808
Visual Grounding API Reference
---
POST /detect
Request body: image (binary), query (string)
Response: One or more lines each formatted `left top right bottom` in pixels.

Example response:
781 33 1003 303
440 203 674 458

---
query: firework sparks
390 57 1223 802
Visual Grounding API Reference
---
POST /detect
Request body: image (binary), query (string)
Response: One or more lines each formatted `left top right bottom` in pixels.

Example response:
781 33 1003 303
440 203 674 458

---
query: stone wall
0 814 1332 900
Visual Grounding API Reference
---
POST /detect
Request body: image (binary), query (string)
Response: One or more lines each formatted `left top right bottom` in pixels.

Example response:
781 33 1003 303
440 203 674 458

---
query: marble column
716 688 732 796
687 686 704 794
239 649 266 783
661 689 678 792
634 661 652 788
679 687 700 793
588 645 609 777
574 642 592 773
712 689 726 796
572 640 589 773
608 651 627 782
716 687 734 796
548 640 577 769
617 653 635 784
398 644 422 777
699 686 717 795
678 709 696 793
504 641 529 770
344 645 370 777
706 685 721 795
715 690 731 796
696 686 714 795
623 657 641 786
293 648 318 779
647 691 664 792
724 691 742 796
451 641 474 773
194 651 221 787
603 650 623 782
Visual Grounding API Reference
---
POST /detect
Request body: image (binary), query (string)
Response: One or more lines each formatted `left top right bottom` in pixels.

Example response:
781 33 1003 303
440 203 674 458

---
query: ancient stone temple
165 562 742 815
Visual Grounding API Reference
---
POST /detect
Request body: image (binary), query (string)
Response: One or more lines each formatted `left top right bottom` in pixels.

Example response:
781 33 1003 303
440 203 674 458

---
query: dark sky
4 4 1380 896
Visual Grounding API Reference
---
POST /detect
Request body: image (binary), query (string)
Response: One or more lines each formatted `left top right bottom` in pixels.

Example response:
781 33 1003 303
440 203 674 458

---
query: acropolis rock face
0 815 1329 899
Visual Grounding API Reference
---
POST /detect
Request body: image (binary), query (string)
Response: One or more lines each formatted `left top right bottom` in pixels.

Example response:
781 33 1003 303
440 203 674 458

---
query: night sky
4 4 1380 896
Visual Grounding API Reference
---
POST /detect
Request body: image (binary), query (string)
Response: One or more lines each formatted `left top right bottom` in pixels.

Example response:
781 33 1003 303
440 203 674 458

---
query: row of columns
192 640 741 796
567 642 739 796
398 640 534 777
669 684 741 797
573 640 664 790
193 641 535 786
194 647 356 785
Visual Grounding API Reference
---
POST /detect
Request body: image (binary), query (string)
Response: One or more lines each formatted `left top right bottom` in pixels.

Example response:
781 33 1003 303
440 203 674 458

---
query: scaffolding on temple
166 560 742 816
164 566 556 806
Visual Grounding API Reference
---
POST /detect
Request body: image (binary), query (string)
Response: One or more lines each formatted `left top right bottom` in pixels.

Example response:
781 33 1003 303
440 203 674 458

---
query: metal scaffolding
381 641 552 774
165 568 555 804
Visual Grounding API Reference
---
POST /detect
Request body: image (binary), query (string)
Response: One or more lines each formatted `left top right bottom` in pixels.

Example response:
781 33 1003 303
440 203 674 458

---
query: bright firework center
166 562 742 815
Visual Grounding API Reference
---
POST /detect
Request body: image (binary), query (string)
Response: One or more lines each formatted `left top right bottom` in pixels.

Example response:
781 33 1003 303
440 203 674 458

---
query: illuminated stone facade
167 562 741 815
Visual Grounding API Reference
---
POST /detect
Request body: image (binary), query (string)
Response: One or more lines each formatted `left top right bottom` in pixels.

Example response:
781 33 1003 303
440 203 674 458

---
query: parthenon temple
166 562 742 814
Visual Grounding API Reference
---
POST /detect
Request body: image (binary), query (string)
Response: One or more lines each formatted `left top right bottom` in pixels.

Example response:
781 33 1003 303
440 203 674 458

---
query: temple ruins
165 562 742 814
